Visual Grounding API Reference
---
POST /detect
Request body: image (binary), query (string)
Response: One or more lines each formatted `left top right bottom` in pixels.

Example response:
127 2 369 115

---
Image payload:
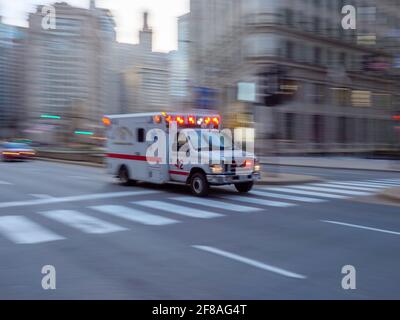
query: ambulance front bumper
206 172 261 185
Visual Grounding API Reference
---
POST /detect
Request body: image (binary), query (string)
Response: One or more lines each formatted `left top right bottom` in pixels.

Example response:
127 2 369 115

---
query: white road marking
367 181 400 186
172 197 262 212
251 190 326 203
0 216 64 244
326 181 389 189
220 195 294 208
322 220 400 236
0 180 12 185
193 245 306 279
92 205 179 226
267 187 348 199
310 183 379 192
40 210 127 234
0 190 158 209
30 194 54 199
288 185 372 196
137 201 223 219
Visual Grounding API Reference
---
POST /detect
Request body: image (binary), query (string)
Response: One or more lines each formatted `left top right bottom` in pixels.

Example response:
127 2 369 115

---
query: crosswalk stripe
251 190 326 203
288 185 372 196
367 180 400 186
136 201 223 219
0 216 64 244
0 190 159 209
310 183 380 192
220 195 294 207
172 197 261 212
326 181 389 188
91 205 179 226
373 179 400 183
267 187 348 199
0 180 12 185
39 210 127 234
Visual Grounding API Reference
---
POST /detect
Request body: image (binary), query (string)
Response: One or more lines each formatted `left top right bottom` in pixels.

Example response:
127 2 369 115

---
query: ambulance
103 112 261 197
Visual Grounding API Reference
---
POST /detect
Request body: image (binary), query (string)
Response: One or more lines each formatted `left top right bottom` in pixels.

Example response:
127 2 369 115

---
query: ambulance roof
105 111 220 120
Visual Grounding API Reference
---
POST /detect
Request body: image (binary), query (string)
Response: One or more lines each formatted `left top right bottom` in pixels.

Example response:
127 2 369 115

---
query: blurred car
0 142 36 161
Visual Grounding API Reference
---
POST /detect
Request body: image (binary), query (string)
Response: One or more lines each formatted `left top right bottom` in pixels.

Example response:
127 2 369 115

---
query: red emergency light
176 116 185 125
188 116 196 125
393 115 400 121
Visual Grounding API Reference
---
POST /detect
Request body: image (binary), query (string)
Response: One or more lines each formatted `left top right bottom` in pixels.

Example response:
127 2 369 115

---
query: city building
169 13 191 109
114 13 170 114
24 1 117 144
0 18 26 139
188 0 400 153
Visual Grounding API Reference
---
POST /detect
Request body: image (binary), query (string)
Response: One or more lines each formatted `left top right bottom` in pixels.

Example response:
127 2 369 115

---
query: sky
0 0 190 52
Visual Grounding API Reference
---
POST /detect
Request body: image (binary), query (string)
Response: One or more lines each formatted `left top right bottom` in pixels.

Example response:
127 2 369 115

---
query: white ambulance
103 112 261 197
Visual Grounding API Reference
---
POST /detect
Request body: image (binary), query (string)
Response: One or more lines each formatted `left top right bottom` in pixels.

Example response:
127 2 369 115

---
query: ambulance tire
118 166 135 186
235 181 254 193
190 172 209 197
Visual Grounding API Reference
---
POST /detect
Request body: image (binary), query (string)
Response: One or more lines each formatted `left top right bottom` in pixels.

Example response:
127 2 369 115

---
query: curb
256 174 323 186
36 157 105 168
260 160 400 173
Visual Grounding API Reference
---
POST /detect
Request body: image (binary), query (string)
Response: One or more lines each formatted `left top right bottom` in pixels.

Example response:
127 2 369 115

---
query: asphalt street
0 160 400 299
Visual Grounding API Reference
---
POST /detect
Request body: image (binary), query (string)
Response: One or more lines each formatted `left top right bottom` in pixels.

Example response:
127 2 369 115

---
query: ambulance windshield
185 130 241 152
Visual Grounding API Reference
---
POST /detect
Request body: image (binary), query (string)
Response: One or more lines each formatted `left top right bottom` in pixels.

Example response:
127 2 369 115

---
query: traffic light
258 65 288 107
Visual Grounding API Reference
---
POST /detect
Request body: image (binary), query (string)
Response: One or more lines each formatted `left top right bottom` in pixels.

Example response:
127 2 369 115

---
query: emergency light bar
157 113 221 129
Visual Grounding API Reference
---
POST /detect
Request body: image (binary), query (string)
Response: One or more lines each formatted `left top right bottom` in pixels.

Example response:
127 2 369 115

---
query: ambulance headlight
210 164 224 174
254 159 261 172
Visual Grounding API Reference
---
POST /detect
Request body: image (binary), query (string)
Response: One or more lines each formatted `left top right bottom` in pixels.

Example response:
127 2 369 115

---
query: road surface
0 160 400 299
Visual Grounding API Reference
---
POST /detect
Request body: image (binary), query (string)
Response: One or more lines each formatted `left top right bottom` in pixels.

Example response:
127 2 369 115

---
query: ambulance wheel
235 182 254 193
190 172 209 197
118 166 134 186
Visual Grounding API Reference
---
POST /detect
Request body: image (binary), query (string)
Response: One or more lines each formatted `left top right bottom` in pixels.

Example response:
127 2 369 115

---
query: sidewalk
380 188 400 203
260 156 400 172
258 172 322 185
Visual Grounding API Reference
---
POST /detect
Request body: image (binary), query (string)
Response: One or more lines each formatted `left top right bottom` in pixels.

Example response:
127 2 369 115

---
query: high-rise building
169 13 191 108
0 18 25 139
114 12 170 114
24 1 116 144
189 0 400 153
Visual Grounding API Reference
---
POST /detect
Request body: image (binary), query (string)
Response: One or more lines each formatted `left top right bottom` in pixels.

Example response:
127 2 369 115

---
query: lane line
310 183 380 192
288 185 372 196
0 216 64 244
0 181 12 185
250 190 326 203
0 190 159 209
193 245 306 279
92 205 179 226
266 187 348 199
220 195 294 208
40 210 127 234
137 201 223 219
172 197 262 212
322 220 400 236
